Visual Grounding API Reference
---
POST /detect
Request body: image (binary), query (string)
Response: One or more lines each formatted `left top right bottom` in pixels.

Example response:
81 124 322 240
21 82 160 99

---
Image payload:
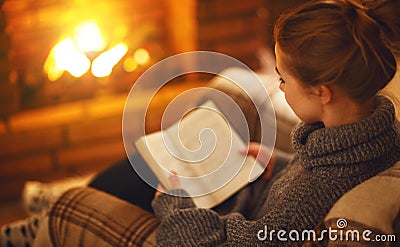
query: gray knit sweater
151 96 400 246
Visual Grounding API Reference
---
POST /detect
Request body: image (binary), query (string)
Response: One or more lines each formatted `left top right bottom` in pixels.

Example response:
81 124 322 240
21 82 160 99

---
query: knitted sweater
151 96 400 246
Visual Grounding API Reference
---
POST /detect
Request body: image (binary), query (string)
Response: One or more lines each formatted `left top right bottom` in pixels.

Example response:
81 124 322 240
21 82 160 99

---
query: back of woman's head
274 0 400 103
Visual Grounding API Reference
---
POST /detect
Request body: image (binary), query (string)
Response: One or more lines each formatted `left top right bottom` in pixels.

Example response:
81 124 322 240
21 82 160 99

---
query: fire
74 21 106 52
91 43 128 78
133 48 150 65
44 37 91 81
123 48 150 72
44 21 136 81
123 57 138 72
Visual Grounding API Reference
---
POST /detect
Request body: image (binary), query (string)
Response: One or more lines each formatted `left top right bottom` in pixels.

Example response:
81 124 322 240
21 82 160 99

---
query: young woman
151 0 400 246
1 0 399 246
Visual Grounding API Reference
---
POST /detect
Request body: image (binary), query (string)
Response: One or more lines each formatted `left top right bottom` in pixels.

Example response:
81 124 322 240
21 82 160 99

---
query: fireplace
2 0 169 110
1 0 268 111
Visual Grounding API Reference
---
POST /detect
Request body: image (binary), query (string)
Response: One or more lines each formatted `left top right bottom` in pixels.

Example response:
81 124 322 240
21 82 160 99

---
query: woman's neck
322 97 374 128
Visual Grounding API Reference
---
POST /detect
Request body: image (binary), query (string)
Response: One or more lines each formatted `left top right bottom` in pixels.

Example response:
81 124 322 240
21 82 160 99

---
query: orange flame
44 21 150 81
44 21 109 81
91 43 128 78
44 37 91 81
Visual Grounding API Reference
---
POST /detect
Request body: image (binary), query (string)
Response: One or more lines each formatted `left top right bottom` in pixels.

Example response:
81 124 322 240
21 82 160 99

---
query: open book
134 100 264 208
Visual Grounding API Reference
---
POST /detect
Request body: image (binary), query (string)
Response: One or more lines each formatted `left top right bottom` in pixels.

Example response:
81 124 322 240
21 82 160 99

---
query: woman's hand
154 171 180 198
241 142 274 167
241 142 276 179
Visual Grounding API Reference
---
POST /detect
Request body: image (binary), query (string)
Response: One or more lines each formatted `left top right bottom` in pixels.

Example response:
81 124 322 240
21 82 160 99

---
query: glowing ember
44 38 91 81
91 43 128 78
133 48 150 65
123 57 138 72
74 21 106 52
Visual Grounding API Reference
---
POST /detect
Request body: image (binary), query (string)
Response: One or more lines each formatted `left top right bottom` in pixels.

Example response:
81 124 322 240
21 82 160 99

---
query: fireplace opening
2 0 168 110
2 0 269 112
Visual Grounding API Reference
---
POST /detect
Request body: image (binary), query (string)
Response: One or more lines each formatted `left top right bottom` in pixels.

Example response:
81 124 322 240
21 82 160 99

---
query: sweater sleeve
151 189 277 246
151 189 224 246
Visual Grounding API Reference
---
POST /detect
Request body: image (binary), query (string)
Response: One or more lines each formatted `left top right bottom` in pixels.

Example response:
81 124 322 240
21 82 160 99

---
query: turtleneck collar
292 96 398 170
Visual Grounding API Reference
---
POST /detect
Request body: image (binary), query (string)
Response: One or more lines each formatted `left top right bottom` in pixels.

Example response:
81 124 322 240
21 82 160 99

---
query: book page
192 156 262 208
165 103 232 174
135 127 199 190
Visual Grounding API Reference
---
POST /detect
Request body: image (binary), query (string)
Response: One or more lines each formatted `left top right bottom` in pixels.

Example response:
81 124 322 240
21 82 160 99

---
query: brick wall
0 82 203 201
0 95 126 200
0 0 19 116
197 0 267 70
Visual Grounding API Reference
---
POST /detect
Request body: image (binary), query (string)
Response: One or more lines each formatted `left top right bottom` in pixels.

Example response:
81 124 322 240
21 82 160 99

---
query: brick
126 6 165 26
0 55 11 74
0 169 93 202
0 11 6 30
62 156 120 175
67 83 203 145
0 82 19 116
86 95 127 119
0 178 26 201
86 90 169 120
57 139 126 169
165 0 197 53
196 44 260 69
0 153 52 178
9 101 84 132
67 116 123 144
215 0 263 17
198 16 259 42
0 120 6 135
198 0 263 20
0 127 63 156
198 18 245 41
0 33 10 53
210 37 262 58
0 199 27 225
0 162 108 203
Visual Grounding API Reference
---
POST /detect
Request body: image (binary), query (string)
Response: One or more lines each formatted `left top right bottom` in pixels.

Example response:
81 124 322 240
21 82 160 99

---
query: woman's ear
316 85 332 105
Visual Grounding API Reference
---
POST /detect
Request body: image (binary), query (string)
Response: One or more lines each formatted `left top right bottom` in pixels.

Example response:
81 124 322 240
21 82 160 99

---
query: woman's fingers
154 171 181 199
240 142 272 167
169 171 181 189
154 184 165 198
247 142 263 156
